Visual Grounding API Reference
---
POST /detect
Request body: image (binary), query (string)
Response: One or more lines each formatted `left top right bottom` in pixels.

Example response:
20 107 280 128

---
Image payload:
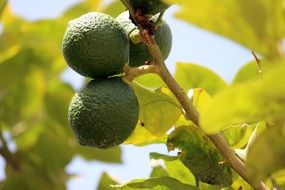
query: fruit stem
121 1 269 189
123 64 159 81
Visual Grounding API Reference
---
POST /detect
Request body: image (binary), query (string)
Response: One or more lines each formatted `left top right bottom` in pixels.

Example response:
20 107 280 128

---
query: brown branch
141 31 268 190
123 64 159 81
121 1 269 189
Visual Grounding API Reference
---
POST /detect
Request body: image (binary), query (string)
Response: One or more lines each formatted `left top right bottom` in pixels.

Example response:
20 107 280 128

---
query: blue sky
6 0 253 189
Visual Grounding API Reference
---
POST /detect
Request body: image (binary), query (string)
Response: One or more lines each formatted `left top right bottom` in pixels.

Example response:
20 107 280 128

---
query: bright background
5 0 253 189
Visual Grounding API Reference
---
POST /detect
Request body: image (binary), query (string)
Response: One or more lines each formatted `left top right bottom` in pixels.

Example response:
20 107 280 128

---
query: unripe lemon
68 77 139 149
116 11 172 67
62 12 129 78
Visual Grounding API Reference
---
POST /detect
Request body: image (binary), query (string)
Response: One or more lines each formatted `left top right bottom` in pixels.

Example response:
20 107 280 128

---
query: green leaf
190 88 213 113
45 80 75 126
150 153 196 185
0 0 7 18
174 88 213 127
0 55 45 126
231 173 252 190
76 146 122 163
150 166 169 178
150 153 177 161
167 126 233 187
124 124 167 145
29 121 74 174
3 168 66 190
200 62 285 134
166 0 285 58
102 0 125 17
232 61 260 84
247 121 285 185
134 73 165 89
234 121 266 160
97 172 119 190
221 123 253 149
0 15 68 75
62 0 102 20
4 152 68 190
0 44 21 64
174 63 227 95
130 82 181 137
269 169 285 189
115 176 199 190
232 59 272 84
13 123 44 151
4 121 73 190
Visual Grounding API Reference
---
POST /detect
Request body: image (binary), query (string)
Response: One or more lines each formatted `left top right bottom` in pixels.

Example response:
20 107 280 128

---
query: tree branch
120 1 269 189
123 64 159 81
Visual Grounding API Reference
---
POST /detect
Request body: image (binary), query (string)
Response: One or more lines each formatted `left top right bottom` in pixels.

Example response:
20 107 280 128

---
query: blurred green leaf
0 14 67 75
200 61 285 134
222 123 253 149
150 166 169 178
45 81 74 126
150 153 196 185
231 175 252 190
131 82 181 136
167 126 232 187
29 121 74 175
4 121 72 190
98 172 119 190
232 61 260 84
190 88 213 113
114 176 198 190
248 121 285 185
167 0 285 58
175 88 212 127
0 55 45 126
0 44 21 64
134 73 165 89
102 0 125 17
13 123 44 151
150 153 177 161
269 169 285 189
3 167 66 190
234 121 266 160
76 146 122 163
62 0 102 20
174 63 227 95
232 59 273 84
0 0 6 18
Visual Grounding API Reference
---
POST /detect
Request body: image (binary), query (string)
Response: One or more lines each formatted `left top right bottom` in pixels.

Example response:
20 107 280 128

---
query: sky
6 0 253 189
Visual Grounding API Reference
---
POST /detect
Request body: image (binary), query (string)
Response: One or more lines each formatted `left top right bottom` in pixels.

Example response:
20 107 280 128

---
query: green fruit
167 126 233 187
68 77 139 149
116 11 172 67
129 0 169 15
62 12 129 78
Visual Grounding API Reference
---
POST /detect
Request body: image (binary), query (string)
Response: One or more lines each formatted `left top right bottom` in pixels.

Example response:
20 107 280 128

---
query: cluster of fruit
62 2 172 149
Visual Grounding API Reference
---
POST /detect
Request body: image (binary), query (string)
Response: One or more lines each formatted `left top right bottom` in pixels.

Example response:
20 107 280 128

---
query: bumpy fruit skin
62 12 129 78
129 0 169 15
116 12 172 67
68 77 139 149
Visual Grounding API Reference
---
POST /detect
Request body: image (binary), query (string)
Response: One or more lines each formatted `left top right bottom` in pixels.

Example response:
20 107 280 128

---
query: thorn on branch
251 50 263 81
